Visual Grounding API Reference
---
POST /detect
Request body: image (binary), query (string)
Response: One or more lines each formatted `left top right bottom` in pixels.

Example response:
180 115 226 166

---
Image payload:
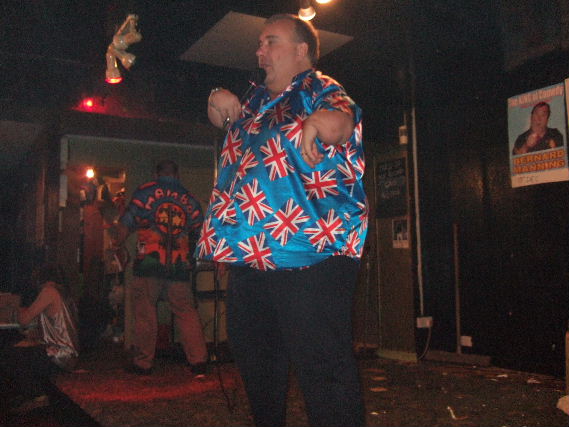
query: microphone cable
212 69 263 412
222 69 262 131
208 262 238 414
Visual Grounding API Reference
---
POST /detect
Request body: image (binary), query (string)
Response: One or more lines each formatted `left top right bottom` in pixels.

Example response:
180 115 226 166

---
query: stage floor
2 340 567 426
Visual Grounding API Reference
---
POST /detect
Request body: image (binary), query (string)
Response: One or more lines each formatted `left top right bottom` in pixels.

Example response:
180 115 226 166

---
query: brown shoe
189 362 208 380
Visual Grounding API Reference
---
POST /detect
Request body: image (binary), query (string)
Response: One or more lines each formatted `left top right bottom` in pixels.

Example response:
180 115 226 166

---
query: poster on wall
392 217 409 249
376 157 407 218
508 82 569 188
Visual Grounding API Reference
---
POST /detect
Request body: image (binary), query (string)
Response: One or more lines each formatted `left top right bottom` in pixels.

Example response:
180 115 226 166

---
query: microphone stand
211 261 221 363
208 134 223 364
203 70 262 413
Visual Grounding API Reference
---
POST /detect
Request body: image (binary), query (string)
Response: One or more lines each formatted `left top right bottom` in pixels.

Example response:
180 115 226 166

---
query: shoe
189 362 208 378
9 394 49 413
125 364 153 375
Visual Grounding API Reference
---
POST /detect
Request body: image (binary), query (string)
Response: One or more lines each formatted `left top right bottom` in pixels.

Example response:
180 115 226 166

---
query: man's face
530 105 549 132
256 19 304 93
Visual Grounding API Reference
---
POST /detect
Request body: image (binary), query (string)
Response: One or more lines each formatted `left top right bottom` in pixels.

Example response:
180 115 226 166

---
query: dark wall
0 125 57 302
411 1 569 376
482 51 569 376
410 0 502 352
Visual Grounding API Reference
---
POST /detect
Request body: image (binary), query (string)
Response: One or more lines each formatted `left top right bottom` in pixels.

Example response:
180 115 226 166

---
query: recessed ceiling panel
180 11 353 70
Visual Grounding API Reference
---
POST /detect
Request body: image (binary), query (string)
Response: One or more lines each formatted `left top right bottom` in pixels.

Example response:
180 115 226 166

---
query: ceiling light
315 0 332 3
82 98 95 109
108 45 136 69
104 14 141 84
112 31 142 51
298 0 316 21
105 52 123 84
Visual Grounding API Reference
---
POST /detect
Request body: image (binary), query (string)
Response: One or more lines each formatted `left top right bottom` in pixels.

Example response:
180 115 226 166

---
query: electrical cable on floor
210 263 237 413
417 325 432 360
213 361 237 413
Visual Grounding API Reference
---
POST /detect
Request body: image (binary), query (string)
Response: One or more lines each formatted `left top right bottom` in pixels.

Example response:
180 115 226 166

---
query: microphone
222 116 231 131
240 69 262 104
222 69 262 131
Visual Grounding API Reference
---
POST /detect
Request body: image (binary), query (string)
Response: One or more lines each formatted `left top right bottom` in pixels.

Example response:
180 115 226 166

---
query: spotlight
298 0 316 21
82 98 94 109
105 52 123 84
315 0 332 3
104 14 141 84
112 31 142 51
108 45 136 69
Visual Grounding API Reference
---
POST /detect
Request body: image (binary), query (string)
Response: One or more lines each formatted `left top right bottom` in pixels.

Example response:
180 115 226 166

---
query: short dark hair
156 160 179 177
531 101 551 118
266 14 320 64
36 263 65 285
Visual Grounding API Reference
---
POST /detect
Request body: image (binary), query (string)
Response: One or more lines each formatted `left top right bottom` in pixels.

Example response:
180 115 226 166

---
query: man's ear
296 42 309 60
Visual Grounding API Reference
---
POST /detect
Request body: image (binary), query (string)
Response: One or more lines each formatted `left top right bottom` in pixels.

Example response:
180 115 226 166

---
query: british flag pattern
196 69 368 270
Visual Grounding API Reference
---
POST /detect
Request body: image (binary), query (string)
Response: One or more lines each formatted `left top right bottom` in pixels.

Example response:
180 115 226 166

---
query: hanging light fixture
298 0 316 21
105 51 123 84
105 14 142 84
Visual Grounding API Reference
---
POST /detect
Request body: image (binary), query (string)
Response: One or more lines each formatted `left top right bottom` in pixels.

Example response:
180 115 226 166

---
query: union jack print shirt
197 69 368 270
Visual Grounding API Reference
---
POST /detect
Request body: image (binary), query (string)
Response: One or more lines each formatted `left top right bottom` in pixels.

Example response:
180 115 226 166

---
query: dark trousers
227 256 364 427
0 345 56 399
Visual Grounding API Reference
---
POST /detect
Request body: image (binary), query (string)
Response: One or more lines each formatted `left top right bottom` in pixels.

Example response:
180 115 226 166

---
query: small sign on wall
376 157 408 218
392 216 409 249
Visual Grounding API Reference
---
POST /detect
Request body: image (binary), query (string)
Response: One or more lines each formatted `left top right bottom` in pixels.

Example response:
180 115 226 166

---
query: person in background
512 101 564 154
112 160 208 377
0 263 79 413
199 14 368 427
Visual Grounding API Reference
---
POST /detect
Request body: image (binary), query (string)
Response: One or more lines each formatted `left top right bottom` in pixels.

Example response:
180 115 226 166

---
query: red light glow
106 76 123 84
82 98 95 109
57 370 239 402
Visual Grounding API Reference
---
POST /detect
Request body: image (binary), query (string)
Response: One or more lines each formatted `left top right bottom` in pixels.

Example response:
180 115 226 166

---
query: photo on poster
392 217 409 249
508 82 569 187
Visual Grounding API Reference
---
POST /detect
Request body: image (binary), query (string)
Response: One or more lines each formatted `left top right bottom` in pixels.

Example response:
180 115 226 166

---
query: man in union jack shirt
198 14 368 427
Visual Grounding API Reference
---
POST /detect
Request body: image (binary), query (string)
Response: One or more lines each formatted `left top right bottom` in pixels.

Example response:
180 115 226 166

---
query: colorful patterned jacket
120 176 203 279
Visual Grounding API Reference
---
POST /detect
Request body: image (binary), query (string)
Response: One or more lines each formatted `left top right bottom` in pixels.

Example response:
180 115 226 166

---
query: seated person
0 264 79 413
